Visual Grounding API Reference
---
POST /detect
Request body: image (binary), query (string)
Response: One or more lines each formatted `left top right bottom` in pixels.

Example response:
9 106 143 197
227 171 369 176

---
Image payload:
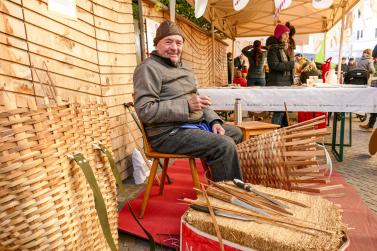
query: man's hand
188 95 211 112
212 123 225 135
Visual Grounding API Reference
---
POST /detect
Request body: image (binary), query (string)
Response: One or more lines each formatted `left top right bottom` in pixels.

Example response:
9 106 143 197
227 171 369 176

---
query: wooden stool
227 121 280 140
137 120 201 219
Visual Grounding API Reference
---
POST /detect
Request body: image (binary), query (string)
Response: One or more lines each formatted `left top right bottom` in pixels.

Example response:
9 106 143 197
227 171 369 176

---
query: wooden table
227 121 280 140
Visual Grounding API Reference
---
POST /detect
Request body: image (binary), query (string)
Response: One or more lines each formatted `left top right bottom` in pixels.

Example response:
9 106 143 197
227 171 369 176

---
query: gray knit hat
153 20 184 46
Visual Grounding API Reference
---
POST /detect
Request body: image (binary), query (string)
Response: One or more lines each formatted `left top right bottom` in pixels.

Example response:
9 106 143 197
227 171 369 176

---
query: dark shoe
359 124 373 132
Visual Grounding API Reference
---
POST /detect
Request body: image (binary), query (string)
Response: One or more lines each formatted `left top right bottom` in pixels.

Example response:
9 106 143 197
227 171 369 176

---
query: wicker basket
237 116 330 192
0 102 118 250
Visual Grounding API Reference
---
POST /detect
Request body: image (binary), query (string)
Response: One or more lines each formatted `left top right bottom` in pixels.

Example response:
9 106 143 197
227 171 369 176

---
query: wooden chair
137 118 201 219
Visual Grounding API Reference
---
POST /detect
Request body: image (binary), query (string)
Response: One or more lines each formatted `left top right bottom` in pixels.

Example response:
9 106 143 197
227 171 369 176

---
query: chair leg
189 158 200 191
139 158 159 219
159 158 169 195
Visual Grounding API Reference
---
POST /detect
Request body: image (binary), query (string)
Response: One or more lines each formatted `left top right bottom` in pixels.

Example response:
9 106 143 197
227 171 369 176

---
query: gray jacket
133 51 221 137
356 55 375 74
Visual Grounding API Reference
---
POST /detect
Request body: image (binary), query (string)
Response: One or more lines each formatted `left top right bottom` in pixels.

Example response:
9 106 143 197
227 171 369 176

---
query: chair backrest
135 112 154 155
126 101 154 155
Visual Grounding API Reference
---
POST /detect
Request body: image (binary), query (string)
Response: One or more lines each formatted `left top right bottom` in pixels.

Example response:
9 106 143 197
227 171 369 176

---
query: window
361 30 363 39
357 30 360 40
358 9 361 18
375 28 377 38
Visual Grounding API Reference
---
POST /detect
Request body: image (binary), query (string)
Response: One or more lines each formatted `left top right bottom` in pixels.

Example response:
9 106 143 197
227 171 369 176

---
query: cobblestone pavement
119 115 377 250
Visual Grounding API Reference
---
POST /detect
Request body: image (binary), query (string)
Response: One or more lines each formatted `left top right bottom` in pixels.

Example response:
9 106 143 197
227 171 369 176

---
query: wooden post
211 7 215 86
337 3 346 84
169 0 176 22
323 31 327 60
231 38 235 84
138 0 146 61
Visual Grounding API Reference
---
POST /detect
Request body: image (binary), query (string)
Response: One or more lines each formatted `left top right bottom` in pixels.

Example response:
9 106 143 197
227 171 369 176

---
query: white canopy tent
186 0 359 38
182 0 360 84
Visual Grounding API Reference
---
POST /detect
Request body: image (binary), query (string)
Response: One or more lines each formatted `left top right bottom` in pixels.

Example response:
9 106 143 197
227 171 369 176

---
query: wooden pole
211 7 216 86
137 0 146 61
337 2 346 84
169 0 176 22
231 38 235 84
323 31 327 61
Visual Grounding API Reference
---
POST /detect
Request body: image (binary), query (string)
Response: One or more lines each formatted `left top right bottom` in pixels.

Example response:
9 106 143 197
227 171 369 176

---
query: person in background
373 44 377 60
266 24 295 126
227 52 233 84
285 22 296 60
348 57 357 71
356 49 375 78
234 53 246 71
299 61 320 84
294 53 307 74
233 69 247 87
337 57 349 74
359 47 377 132
241 65 248 78
242 40 267 86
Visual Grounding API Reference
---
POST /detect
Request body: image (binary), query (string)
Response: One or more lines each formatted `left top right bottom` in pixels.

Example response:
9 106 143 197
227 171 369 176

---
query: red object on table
298 112 327 128
321 57 332 83
233 77 247 87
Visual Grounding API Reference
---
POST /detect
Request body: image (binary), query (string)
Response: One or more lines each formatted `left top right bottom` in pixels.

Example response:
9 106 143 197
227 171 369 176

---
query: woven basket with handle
0 101 118 250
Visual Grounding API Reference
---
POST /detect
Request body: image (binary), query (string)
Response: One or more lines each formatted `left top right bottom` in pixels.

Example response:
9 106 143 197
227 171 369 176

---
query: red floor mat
118 161 377 250
118 159 205 249
323 171 377 251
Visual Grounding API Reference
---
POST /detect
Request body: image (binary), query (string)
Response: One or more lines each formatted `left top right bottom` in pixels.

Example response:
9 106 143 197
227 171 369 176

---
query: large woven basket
0 101 118 250
236 116 330 192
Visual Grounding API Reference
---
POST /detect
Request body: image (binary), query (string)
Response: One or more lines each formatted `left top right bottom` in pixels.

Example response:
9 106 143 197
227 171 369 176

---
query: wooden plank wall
141 1 228 87
0 0 139 179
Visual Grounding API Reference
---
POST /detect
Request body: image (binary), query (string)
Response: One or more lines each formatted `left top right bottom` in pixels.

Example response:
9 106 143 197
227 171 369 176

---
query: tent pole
169 0 176 21
337 3 346 84
137 0 146 61
323 31 327 60
231 38 235 84
211 7 215 86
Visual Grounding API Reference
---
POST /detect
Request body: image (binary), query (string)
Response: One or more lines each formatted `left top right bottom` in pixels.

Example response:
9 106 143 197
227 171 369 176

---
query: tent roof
186 0 359 38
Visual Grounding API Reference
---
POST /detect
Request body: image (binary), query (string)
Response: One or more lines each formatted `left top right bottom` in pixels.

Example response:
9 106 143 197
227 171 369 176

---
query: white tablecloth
198 86 377 112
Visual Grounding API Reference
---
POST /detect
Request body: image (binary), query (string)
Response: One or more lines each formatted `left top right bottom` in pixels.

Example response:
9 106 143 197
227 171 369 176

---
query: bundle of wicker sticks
236 115 336 192
184 182 347 251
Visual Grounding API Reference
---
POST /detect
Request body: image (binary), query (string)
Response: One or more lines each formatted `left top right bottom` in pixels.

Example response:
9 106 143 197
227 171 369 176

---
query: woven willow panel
0 102 117 250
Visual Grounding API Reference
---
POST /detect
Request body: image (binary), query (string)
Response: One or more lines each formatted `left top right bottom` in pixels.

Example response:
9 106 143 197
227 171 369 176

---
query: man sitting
133 21 243 181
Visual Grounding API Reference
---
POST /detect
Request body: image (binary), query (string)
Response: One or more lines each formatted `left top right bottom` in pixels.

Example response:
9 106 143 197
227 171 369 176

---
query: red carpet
322 171 377 251
118 160 205 249
118 160 377 250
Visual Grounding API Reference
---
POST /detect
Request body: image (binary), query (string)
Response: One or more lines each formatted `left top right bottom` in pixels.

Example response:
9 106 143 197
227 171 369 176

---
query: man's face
342 58 346 64
156 35 183 64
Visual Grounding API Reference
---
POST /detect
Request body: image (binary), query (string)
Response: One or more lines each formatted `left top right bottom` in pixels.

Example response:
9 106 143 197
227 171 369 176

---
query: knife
206 188 272 217
233 179 289 209
190 204 255 221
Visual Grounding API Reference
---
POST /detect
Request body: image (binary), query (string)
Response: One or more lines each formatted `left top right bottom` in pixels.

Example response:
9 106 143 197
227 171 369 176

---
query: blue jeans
247 78 266 86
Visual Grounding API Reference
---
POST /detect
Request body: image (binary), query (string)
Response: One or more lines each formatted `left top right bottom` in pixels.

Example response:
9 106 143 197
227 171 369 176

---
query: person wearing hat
337 57 349 74
133 20 243 181
265 24 295 126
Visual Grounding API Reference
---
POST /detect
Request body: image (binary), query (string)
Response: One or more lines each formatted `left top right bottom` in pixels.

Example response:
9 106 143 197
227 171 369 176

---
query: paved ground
118 114 377 250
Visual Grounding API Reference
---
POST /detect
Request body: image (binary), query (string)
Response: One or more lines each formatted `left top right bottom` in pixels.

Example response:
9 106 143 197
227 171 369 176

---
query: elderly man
133 21 243 181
